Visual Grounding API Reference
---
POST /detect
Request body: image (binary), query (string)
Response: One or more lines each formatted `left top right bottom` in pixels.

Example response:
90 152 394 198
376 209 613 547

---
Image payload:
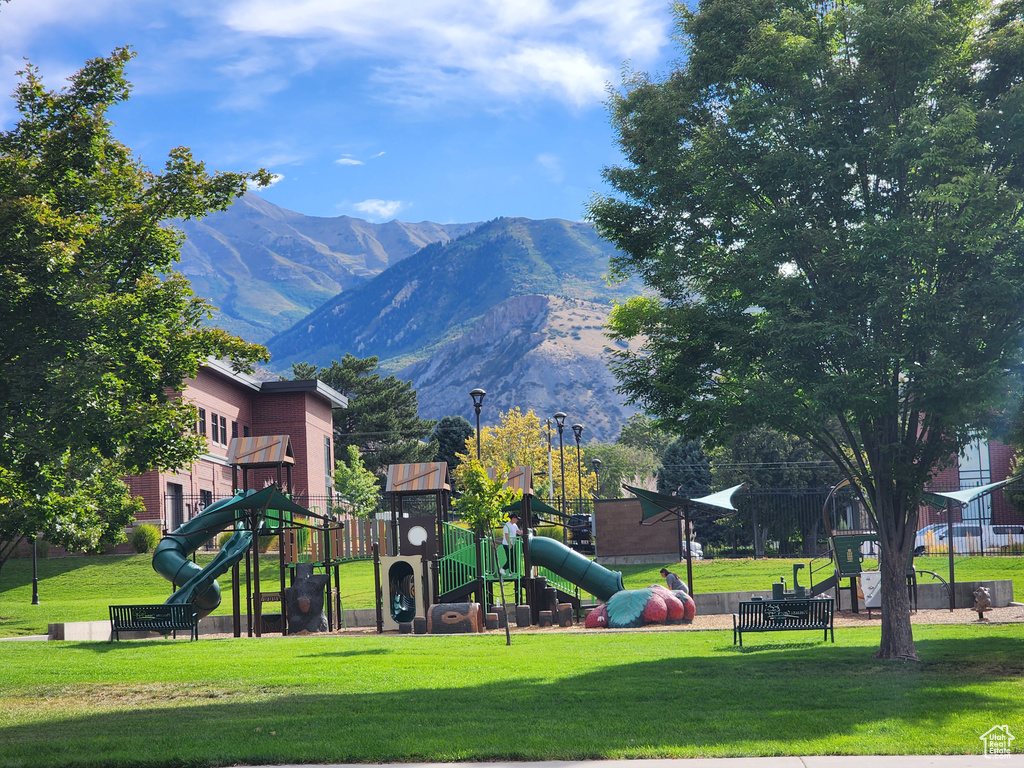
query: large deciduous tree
588 0 1024 660
0 49 269 580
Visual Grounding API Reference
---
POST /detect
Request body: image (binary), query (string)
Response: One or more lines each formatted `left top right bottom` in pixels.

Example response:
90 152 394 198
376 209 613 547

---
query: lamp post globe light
572 423 584 514
470 388 486 460
591 458 602 499
554 412 567 517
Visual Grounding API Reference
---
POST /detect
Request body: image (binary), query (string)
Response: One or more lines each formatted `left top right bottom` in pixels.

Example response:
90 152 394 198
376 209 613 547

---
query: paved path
248 757 1024 768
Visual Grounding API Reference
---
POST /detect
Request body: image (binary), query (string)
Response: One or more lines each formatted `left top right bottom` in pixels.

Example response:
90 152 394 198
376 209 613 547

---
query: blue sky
0 0 678 224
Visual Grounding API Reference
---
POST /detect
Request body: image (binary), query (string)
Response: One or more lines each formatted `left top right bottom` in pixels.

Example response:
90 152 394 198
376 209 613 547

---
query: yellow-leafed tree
454 407 595 508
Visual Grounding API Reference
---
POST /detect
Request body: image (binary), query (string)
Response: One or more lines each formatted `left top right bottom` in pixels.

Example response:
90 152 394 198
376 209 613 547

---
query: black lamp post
31 535 39 605
591 458 602 499
470 388 486 460
572 423 584 514
554 412 566 517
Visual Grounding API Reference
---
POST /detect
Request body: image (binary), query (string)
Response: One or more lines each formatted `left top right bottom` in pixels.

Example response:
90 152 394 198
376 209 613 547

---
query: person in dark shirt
660 567 688 593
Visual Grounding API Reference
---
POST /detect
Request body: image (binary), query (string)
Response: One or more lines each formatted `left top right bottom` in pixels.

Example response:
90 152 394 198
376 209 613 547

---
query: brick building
920 437 1022 528
125 359 347 538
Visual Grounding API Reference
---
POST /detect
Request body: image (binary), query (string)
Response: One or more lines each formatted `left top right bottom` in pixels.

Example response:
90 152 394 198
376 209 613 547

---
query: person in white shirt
501 512 520 575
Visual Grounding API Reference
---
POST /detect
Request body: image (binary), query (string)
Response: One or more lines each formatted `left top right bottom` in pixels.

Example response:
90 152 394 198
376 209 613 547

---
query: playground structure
374 462 628 632
804 478 981 612
148 435 360 637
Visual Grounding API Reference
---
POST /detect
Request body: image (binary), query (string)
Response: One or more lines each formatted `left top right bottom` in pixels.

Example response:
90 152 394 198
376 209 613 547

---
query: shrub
218 530 234 549
535 526 563 540
258 534 278 553
130 524 161 553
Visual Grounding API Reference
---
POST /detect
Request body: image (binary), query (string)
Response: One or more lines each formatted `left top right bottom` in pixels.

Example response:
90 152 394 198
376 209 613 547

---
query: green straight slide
528 535 624 602
152 492 256 617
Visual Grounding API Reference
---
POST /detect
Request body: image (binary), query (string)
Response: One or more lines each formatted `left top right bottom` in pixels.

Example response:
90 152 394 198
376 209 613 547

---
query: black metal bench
109 604 199 641
732 598 834 647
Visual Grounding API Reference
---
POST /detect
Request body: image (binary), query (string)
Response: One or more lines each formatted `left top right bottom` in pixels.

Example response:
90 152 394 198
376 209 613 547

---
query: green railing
438 522 477 597
479 536 522 578
537 566 578 600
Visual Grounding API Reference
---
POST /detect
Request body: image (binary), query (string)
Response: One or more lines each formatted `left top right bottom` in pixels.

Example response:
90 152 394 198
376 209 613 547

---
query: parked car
913 523 946 556
566 513 594 554
915 522 1024 555
684 539 703 560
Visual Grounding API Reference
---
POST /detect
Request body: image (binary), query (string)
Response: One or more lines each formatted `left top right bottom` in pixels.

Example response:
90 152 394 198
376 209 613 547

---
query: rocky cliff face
176 200 643 440
399 294 638 442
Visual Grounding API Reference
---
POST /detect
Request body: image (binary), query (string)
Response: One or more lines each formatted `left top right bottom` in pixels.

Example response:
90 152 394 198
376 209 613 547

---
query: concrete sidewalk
248 757 1024 768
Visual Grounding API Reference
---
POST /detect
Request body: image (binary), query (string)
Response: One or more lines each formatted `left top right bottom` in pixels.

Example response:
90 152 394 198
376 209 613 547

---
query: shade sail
624 484 742 521
217 486 317 519
922 475 1023 509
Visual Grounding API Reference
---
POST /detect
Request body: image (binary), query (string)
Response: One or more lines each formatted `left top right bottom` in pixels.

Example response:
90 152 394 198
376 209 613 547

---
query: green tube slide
152 492 255 617
528 535 624 602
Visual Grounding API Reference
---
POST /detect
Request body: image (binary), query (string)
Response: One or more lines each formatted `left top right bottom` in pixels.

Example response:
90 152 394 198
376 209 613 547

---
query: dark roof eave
259 379 348 409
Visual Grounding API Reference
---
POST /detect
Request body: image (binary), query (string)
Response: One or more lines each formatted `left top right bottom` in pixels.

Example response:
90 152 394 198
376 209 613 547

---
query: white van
916 523 1024 555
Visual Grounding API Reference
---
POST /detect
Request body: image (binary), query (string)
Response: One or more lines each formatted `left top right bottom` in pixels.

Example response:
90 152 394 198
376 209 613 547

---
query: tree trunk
873 487 918 661
875 542 917 660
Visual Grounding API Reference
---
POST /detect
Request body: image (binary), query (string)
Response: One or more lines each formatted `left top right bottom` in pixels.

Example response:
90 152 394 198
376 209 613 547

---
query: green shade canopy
503 497 560 518
218 486 320 520
922 475 1023 509
623 484 743 522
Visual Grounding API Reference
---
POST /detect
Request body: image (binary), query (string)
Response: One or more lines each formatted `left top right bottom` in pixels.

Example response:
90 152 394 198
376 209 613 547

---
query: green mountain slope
175 194 478 341
266 217 631 370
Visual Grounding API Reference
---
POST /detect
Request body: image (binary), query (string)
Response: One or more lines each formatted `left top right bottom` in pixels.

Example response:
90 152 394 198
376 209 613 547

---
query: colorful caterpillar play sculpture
584 585 696 628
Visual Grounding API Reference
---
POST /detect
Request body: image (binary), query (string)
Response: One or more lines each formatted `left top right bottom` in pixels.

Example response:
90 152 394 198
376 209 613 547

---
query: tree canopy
333 444 381 518
453 407 596 507
588 0 1024 659
0 49 268 576
431 415 474 473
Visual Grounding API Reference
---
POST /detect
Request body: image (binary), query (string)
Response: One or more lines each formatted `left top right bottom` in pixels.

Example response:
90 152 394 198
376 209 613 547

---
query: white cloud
537 152 564 184
248 173 284 190
353 199 405 220
335 157 365 166
217 0 669 108
0 0 129 48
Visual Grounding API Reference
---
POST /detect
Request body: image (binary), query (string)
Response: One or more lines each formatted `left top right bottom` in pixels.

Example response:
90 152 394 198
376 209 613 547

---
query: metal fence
164 484 1024 560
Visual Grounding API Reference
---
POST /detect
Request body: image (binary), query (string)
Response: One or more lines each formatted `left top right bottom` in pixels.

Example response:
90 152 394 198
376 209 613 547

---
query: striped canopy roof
386 462 451 493
227 435 294 467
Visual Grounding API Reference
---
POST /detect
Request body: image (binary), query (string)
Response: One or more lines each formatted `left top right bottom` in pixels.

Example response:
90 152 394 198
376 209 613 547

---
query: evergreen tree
291 355 436 479
431 415 474 473
656 438 711 498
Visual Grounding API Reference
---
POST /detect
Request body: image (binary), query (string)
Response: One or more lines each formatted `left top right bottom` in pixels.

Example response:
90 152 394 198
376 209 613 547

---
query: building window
220 416 227 445
231 421 238 439
199 489 213 511
325 436 333 499
243 425 250 437
211 413 220 444
197 408 206 436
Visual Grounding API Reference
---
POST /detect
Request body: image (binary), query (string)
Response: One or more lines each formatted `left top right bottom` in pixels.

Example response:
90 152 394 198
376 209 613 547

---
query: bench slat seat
732 598 833 647
109 604 199 641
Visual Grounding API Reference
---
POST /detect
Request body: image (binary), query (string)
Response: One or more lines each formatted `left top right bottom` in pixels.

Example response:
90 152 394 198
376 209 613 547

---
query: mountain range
176 194 477 342
174 196 642 440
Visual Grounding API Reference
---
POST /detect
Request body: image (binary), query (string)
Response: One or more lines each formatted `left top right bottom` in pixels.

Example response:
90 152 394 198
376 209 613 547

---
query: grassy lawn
0 624 1022 766
0 552 1019 637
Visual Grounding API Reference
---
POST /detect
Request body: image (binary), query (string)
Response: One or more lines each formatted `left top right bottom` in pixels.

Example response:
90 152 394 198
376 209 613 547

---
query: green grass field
0 625 1022 766
0 552 1022 766
0 552 1019 637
